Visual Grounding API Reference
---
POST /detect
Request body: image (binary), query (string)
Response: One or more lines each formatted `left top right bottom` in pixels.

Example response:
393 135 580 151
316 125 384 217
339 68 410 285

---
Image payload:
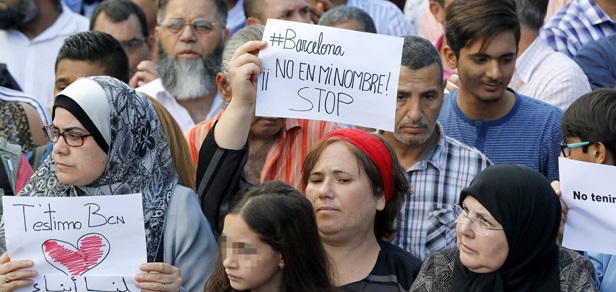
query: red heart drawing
42 233 110 276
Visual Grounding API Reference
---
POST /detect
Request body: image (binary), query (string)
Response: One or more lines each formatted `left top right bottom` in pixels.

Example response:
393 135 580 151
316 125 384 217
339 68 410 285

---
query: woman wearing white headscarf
0 76 216 292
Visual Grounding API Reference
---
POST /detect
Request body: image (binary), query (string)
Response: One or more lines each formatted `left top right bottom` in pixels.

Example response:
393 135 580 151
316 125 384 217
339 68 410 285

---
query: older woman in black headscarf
411 164 597 291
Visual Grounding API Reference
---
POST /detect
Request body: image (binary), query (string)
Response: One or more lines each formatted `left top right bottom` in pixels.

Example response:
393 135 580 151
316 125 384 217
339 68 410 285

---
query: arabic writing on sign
33 275 133 292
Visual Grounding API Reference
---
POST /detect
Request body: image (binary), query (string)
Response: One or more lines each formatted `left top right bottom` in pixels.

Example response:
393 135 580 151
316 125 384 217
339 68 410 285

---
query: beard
0 0 37 29
393 118 436 146
155 41 223 100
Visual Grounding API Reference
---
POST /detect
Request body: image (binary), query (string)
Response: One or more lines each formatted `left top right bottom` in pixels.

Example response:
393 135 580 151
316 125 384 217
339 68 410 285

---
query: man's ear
443 45 458 70
246 17 263 26
216 72 232 103
223 28 230 43
594 142 610 164
146 35 156 54
429 1 445 24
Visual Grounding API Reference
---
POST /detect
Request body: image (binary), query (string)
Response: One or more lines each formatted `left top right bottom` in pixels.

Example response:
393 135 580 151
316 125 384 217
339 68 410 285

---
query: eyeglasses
451 204 503 236
560 141 591 157
119 37 147 52
43 125 92 147
158 19 217 35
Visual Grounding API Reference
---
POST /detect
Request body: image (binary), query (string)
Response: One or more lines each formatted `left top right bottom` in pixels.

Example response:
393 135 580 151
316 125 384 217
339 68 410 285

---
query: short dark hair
243 0 262 21
158 0 227 29
431 0 445 7
402 36 443 84
514 0 548 31
561 88 616 162
90 0 150 38
445 0 520 58
318 6 377 34
55 31 130 83
206 181 335 292
301 134 408 241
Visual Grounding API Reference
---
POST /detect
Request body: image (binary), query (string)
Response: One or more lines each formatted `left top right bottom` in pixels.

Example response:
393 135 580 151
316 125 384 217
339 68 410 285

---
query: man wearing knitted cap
386 36 491 260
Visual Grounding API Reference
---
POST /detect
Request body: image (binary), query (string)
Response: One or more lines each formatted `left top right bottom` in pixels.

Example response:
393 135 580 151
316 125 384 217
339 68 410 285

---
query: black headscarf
451 164 561 291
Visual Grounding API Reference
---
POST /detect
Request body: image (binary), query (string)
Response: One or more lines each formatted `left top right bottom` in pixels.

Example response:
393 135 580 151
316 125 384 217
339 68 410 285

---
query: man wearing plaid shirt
385 36 491 260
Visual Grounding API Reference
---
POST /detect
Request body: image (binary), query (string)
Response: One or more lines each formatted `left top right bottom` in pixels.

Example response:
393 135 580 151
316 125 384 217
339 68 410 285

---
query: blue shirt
438 90 563 181
588 252 616 291
346 0 411 36
574 35 616 90
540 0 616 57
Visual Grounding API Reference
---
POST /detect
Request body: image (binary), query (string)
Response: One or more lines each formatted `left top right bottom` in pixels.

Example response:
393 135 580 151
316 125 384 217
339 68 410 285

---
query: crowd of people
0 0 615 291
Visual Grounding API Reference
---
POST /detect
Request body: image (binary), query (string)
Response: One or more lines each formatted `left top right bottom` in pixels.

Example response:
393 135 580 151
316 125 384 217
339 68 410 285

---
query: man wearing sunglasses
138 0 229 132
90 0 157 88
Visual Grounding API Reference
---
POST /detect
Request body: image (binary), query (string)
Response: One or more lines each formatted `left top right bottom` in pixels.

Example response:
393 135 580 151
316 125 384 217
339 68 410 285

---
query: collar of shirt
407 122 446 173
580 0 616 25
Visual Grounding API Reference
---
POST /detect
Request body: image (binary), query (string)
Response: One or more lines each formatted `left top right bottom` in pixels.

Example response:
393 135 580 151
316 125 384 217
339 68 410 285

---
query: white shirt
137 78 224 132
509 38 591 111
347 0 411 37
0 3 89 108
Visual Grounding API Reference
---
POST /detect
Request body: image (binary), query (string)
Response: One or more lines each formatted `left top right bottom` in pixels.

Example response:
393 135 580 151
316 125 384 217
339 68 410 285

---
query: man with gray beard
0 0 88 107
381 36 491 261
137 0 228 131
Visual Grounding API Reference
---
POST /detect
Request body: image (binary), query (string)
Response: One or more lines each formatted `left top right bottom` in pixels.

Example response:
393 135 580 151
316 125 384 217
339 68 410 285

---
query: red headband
323 128 395 203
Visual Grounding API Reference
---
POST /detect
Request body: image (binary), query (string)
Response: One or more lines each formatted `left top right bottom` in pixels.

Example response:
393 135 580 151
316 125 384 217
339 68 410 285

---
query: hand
551 180 568 246
0 252 36 292
227 40 267 108
308 0 334 24
129 60 159 88
445 71 459 92
135 263 182 292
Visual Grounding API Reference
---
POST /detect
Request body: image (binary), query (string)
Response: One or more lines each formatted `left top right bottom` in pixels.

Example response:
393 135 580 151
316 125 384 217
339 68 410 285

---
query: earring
279 263 285 269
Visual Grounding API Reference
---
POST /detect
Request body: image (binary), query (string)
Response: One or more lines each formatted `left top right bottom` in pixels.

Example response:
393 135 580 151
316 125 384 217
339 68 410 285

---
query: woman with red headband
301 127 422 290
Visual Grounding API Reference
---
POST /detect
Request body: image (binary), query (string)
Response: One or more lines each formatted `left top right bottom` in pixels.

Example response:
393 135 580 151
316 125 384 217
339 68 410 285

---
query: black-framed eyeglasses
560 141 591 157
43 125 92 147
158 19 217 35
119 37 147 52
451 204 503 236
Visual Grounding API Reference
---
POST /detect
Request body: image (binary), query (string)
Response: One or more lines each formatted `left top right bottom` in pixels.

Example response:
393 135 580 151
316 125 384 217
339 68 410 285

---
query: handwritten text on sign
559 158 616 254
256 19 402 131
3 194 147 292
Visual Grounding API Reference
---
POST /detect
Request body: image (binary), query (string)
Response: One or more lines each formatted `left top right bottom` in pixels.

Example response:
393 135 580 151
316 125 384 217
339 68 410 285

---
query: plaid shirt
509 38 591 111
392 124 491 260
540 0 616 58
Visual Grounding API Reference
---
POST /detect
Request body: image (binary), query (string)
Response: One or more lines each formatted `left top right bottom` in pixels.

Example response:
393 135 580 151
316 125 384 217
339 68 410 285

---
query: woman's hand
0 252 36 292
135 263 182 292
227 40 268 109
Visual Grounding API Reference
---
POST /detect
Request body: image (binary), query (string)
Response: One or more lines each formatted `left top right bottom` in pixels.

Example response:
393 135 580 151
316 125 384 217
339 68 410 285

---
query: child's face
221 214 284 291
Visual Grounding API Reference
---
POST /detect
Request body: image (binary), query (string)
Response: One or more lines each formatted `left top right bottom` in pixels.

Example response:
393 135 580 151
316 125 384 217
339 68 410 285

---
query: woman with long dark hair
206 181 335 291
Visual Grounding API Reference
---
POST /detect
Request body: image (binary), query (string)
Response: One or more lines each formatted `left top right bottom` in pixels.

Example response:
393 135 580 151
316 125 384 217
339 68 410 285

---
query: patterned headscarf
16 76 177 262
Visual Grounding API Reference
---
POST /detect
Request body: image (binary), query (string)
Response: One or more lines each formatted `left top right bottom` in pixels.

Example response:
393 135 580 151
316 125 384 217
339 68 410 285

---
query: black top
341 240 422 292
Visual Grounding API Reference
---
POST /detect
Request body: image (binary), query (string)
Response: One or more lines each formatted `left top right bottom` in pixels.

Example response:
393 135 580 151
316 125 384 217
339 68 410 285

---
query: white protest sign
3 194 147 292
256 19 402 131
559 157 616 254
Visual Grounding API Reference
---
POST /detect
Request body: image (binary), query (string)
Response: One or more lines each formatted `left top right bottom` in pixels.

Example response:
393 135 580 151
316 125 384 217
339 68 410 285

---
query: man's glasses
560 141 591 157
43 125 92 147
451 204 503 236
159 19 217 35
120 37 147 52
